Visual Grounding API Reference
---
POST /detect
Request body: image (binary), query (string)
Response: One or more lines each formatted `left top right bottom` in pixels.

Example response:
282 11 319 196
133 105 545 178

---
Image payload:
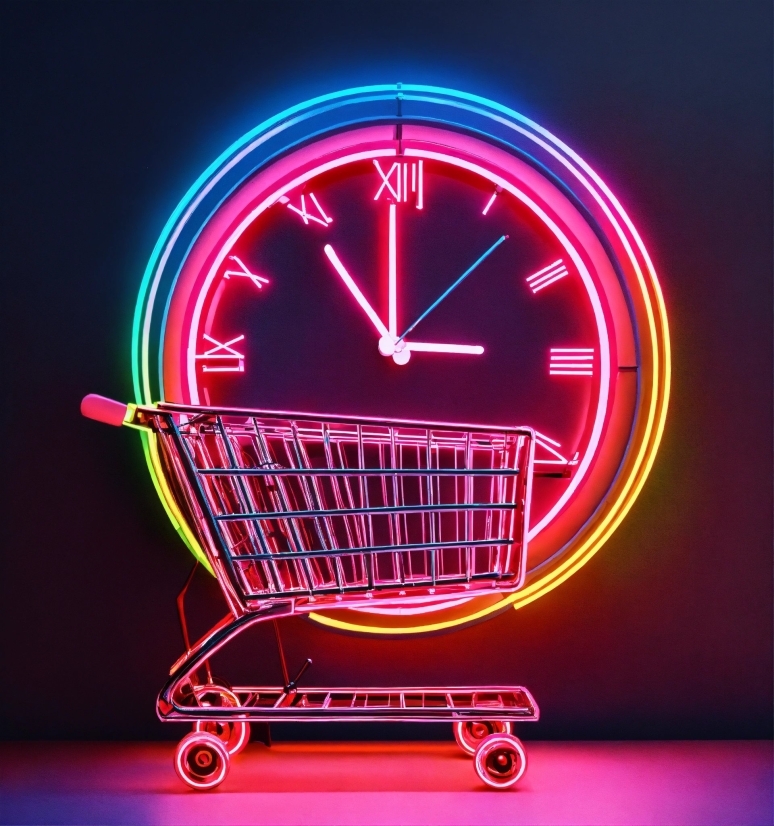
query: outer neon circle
132 85 670 635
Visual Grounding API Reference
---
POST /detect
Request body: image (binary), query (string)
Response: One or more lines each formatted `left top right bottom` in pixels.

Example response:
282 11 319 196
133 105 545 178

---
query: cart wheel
175 731 230 790
473 733 527 789
193 686 250 755
453 720 512 756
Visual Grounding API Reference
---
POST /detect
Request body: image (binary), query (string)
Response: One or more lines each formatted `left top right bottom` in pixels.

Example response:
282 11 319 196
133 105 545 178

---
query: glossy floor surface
0 740 771 825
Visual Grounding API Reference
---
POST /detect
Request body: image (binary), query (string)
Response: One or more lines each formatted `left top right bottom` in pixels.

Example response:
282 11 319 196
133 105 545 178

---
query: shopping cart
82 394 540 789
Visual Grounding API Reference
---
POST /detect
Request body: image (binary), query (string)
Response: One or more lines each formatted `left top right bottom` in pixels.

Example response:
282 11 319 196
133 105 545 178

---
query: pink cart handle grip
81 394 130 427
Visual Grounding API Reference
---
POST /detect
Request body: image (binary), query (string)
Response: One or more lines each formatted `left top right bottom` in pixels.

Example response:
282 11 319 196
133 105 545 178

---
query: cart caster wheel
193 686 250 755
453 720 512 756
473 733 527 789
175 731 230 790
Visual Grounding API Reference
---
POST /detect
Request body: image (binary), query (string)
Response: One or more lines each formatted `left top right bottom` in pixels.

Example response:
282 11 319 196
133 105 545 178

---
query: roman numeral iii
549 348 594 376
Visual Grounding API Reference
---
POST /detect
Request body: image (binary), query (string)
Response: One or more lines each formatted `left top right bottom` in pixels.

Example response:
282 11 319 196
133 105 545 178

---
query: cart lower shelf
167 683 537 790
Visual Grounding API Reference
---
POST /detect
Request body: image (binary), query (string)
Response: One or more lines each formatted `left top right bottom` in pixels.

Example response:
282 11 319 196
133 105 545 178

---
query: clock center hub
378 335 411 365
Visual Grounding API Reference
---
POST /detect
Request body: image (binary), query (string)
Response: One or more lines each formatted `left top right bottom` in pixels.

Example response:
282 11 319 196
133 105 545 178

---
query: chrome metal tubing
157 604 539 726
225 538 514 562
214 501 518 522
145 405 533 606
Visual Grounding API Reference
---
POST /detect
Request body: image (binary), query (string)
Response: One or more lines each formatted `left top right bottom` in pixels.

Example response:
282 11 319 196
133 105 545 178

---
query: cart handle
81 393 135 427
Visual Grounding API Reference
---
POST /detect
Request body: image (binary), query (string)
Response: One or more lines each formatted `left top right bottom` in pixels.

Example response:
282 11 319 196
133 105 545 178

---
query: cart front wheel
193 686 250 755
473 733 527 789
175 731 230 790
453 720 512 755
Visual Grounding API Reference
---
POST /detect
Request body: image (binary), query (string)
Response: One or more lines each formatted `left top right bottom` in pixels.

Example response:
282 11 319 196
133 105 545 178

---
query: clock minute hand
396 235 508 344
324 244 390 339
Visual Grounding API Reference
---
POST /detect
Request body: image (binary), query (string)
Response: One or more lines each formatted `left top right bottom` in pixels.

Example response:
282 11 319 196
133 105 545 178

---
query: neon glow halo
132 84 670 635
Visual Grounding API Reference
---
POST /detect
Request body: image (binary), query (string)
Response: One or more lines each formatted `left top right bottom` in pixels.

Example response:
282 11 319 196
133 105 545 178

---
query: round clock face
138 90 669 634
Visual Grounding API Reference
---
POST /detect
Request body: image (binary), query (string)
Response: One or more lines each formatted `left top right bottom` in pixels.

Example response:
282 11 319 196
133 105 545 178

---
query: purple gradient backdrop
1 0 771 740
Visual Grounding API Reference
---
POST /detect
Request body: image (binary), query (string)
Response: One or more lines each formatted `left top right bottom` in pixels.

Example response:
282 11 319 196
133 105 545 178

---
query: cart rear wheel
473 732 526 789
453 720 512 755
175 731 230 790
193 686 250 755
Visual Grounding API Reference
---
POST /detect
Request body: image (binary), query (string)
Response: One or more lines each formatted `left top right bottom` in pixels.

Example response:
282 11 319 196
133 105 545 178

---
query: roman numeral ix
195 334 245 373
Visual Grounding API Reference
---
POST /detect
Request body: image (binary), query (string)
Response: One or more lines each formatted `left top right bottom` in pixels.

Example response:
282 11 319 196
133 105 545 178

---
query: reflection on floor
0 740 771 825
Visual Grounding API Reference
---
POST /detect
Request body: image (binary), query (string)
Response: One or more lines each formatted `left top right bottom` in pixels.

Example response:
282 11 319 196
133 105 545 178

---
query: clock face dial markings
282 192 333 226
196 333 245 373
223 255 269 290
549 348 594 376
373 159 423 207
481 185 502 216
308 193 333 223
373 160 400 200
526 259 569 293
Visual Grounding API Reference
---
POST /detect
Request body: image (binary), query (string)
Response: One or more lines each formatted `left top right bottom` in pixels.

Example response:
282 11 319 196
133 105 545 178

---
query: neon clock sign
132 84 670 635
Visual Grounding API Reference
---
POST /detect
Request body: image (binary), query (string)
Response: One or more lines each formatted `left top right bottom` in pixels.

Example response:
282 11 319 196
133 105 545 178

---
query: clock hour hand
323 244 390 339
396 235 508 345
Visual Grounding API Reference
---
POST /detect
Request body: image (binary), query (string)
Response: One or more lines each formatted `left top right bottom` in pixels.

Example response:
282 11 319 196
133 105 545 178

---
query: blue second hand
396 235 508 344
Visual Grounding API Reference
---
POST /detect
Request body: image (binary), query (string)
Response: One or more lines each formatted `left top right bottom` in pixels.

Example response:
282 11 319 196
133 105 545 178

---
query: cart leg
158 602 294 721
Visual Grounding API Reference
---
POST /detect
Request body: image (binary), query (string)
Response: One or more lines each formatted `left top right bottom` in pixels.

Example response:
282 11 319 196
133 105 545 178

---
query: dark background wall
1 1 771 741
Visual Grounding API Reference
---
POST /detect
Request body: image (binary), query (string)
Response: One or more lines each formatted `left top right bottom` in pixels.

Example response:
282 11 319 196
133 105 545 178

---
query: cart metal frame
83 396 540 788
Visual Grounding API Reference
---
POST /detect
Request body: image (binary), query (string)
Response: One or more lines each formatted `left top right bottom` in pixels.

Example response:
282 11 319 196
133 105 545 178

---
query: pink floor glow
0 740 771 825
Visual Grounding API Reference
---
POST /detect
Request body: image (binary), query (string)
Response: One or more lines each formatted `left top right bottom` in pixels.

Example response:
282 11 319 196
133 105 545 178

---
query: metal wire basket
144 404 535 610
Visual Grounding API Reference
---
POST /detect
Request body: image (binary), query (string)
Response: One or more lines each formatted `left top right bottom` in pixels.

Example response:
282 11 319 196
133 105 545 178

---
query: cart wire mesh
149 406 534 603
